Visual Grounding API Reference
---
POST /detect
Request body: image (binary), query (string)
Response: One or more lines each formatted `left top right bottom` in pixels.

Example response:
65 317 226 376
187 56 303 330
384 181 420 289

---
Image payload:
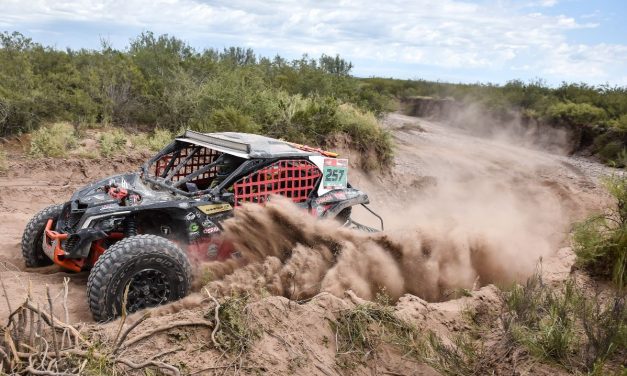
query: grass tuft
30 123 77 158
501 272 627 372
573 176 627 288
422 332 482 376
331 302 421 364
99 129 127 157
205 295 260 354
132 128 173 152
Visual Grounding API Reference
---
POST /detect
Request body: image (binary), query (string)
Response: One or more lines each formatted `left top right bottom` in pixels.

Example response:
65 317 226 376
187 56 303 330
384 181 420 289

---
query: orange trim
44 219 83 273
88 232 124 266
284 141 339 157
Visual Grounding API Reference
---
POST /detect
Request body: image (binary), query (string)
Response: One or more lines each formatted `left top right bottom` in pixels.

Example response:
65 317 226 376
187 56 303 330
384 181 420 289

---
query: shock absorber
125 216 137 237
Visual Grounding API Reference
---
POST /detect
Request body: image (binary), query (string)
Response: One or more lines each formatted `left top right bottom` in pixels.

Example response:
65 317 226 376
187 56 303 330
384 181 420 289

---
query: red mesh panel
233 160 322 206
154 147 220 182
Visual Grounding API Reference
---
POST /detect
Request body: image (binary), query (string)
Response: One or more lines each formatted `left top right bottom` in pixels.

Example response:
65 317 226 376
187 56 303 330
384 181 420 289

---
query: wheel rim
125 269 171 312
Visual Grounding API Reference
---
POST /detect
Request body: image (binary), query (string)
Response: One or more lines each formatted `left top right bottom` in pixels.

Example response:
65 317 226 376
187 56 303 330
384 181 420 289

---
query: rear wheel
86 234 192 322
21 204 63 267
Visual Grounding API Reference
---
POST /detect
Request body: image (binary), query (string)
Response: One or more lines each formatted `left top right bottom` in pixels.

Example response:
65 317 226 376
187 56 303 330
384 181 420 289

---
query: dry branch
24 366 75 376
116 358 180 376
204 288 221 348
113 312 151 354
113 283 130 347
46 286 60 361
1 283 210 376
122 319 213 349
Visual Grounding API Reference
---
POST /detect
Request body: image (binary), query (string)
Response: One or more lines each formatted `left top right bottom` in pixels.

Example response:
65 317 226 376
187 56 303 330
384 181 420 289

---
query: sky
0 0 625 85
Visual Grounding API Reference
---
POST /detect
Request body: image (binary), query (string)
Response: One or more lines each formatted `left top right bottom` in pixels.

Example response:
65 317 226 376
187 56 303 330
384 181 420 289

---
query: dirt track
0 113 617 354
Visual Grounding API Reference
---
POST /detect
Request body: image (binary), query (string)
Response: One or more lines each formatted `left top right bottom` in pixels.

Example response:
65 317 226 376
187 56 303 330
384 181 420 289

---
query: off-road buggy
22 131 382 321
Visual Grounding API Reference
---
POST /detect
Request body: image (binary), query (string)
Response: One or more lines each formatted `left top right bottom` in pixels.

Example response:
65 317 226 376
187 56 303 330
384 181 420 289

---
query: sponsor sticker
203 226 220 234
197 203 233 215
189 223 199 232
185 212 196 221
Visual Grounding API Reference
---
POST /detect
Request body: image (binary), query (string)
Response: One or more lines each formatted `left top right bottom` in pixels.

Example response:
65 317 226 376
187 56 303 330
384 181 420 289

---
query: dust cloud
194 185 567 303
420 100 574 154
188 109 582 304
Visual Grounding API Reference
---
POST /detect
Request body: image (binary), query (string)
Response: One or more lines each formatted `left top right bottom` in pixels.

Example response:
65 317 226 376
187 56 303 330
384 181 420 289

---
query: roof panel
177 131 317 158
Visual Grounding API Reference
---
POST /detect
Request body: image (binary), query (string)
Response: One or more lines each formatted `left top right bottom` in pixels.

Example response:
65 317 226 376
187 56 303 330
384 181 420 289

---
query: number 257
325 169 344 182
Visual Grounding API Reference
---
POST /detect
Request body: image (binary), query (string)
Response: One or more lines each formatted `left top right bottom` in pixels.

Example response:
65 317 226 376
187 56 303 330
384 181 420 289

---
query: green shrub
501 273 627 372
573 176 627 287
30 123 77 158
131 128 173 152
199 107 260 133
148 128 173 151
336 104 393 169
99 129 127 157
596 141 626 167
511 281 578 361
608 114 627 131
545 102 607 127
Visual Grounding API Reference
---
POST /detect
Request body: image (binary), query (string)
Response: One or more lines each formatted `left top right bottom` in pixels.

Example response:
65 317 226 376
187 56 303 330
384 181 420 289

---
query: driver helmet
216 154 239 176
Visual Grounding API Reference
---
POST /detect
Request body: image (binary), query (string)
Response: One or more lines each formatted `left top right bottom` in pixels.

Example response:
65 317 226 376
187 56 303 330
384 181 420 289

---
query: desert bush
545 102 607 127
99 129 127 157
148 128 174 151
192 107 260 134
288 96 340 144
573 176 627 287
30 123 77 157
336 104 393 169
609 114 627 131
501 273 627 372
508 278 579 362
132 128 173 152
596 141 626 166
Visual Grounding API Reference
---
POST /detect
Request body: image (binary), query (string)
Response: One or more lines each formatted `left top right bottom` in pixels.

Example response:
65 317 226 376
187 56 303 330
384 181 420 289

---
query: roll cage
140 131 324 200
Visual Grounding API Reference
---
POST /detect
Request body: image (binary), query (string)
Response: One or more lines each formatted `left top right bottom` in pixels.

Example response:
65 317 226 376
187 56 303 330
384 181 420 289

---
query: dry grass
330 301 421 367
203 293 260 354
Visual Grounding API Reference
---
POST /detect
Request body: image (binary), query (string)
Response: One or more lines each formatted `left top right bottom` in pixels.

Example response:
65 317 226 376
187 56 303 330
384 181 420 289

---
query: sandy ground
0 114 619 374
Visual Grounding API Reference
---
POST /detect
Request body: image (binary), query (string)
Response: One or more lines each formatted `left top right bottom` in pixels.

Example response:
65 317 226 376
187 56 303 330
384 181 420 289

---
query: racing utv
21 131 382 321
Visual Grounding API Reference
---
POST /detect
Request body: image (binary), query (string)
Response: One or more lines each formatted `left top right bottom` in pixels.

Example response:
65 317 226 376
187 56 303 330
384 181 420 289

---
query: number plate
323 158 348 189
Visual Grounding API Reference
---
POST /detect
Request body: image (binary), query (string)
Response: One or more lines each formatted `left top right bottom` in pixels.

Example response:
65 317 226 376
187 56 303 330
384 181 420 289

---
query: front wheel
86 234 192 322
21 204 63 267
